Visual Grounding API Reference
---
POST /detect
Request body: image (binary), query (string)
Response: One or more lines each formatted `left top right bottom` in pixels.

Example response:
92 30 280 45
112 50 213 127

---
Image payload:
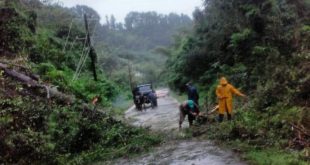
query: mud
125 89 188 131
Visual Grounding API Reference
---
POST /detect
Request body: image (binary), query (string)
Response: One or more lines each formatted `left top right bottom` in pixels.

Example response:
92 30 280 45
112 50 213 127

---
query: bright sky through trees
59 0 203 23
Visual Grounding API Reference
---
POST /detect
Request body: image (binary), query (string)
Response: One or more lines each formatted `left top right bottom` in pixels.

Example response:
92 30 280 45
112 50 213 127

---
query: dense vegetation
2 0 309 164
34 2 193 87
0 0 168 164
0 77 160 164
165 0 309 163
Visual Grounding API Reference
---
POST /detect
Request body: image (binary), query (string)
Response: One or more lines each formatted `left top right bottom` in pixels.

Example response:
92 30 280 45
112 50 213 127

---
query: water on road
125 89 188 131
111 89 246 165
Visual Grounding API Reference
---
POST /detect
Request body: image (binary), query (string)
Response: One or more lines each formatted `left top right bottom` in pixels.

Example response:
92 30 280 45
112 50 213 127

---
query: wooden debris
0 62 75 103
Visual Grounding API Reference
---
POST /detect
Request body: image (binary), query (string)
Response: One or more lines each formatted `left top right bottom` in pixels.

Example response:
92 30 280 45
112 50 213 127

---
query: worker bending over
179 100 200 129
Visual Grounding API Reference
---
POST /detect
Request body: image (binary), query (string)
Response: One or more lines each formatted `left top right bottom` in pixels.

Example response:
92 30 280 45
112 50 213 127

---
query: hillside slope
0 1 161 164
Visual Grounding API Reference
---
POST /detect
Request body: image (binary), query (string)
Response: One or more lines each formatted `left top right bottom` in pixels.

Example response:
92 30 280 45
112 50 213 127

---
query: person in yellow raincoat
215 77 246 122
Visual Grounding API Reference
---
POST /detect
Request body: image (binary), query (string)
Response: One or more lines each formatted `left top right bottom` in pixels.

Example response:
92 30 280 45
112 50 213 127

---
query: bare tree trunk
0 62 75 103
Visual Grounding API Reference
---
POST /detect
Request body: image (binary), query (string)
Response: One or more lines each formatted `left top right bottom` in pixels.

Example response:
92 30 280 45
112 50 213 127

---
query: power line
62 19 73 53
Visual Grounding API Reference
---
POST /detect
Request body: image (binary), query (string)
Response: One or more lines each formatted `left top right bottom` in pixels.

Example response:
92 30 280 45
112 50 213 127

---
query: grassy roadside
169 86 309 165
220 140 308 165
110 91 133 119
192 108 309 165
170 90 187 103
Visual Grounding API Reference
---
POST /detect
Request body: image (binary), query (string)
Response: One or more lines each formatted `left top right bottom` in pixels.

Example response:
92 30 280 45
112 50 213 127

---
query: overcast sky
58 0 203 23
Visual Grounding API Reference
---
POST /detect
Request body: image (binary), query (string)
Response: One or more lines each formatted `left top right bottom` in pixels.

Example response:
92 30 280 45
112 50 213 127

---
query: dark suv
132 84 157 110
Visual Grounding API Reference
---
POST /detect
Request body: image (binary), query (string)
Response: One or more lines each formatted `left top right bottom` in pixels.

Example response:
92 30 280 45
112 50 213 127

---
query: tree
165 0 310 106
110 15 116 30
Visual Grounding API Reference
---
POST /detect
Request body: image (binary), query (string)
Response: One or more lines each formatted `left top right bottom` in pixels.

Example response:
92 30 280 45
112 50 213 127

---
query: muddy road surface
125 89 188 131
111 89 246 165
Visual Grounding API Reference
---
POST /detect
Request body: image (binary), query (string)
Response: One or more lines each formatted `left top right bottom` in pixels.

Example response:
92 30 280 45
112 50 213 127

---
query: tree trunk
0 62 75 103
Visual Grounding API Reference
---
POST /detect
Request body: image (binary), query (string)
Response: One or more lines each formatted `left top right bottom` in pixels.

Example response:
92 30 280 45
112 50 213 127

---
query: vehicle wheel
135 103 142 111
151 98 157 109
154 99 157 107
143 103 147 111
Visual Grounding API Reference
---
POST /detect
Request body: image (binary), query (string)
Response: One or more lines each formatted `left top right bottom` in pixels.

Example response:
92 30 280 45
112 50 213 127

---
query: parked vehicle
132 84 157 110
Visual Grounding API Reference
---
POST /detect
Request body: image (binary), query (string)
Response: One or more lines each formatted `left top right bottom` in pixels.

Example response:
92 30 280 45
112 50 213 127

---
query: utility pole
4 0 9 6
128 61 133 91
84 14 98 81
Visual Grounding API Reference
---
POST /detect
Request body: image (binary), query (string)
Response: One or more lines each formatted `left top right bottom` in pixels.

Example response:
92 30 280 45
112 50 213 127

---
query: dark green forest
0 0 309 164
164 0 309 163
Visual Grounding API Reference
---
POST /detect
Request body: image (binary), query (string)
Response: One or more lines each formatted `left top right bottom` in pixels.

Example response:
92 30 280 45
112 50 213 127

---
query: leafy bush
0 84 161 164
33 62 117 106
206 104 304 147
0 7 34 55
68 75 117 106
229 28 254 49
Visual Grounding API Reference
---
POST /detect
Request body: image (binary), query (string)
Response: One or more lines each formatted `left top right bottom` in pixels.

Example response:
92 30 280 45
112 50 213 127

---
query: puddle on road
109 89 246 165
113 140 245 165
125 92 189 131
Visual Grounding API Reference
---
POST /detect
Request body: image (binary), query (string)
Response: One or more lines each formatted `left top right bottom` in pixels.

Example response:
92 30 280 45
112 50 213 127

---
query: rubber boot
227 114 232 121
218 114 224 122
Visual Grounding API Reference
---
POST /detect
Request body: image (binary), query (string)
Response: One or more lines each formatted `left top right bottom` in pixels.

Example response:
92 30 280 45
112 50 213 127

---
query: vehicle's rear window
139 86 152 93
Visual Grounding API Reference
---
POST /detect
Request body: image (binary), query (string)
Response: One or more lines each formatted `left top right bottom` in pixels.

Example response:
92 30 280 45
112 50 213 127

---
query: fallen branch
0 62 75 103
0 62 107 114
290 122 310 137
0 61 40 80
207 105 219 115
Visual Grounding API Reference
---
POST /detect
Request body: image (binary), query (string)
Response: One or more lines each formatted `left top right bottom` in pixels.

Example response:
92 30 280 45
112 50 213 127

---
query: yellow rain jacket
216 77 245 114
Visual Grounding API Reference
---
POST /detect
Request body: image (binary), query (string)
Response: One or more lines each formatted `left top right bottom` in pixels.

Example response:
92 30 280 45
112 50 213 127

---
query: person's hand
218 96 227 99
191 112 198 116
242 95 248 104
243 95 248 101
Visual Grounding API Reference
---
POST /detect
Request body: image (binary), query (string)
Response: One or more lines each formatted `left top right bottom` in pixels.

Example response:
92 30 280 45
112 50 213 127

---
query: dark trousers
179 105 195 126
218 113 232 122
218 101 232 122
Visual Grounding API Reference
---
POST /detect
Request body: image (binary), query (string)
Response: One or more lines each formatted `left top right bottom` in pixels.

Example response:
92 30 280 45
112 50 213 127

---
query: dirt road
112 89 246 165
125 89 188 131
